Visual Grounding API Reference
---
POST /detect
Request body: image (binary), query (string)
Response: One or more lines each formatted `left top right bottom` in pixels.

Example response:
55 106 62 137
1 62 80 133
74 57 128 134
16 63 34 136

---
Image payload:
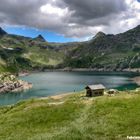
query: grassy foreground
0 91 140 140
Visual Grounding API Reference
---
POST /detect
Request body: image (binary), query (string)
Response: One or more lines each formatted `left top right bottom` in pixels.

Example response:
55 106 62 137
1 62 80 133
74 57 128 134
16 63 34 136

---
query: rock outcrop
0 73 32 93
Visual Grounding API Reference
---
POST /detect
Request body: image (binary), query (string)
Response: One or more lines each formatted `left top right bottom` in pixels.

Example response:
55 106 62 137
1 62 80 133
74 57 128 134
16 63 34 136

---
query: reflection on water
0 71 139 106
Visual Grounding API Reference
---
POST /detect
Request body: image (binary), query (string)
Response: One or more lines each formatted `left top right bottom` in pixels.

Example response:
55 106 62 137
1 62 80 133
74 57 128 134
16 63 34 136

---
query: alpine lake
0 71 139 106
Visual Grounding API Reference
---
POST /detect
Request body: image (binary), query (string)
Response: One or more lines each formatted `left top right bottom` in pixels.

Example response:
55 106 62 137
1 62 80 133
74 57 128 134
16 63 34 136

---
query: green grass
22 46 64 66
0 91 140 140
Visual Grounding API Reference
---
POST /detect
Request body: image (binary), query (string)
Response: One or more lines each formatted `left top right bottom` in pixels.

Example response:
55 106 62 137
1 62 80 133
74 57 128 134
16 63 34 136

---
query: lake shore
0 73 32 94
40 92 75 100
18 72 30 77
0 80 33 94
18 67 140 74
11 80 33 93
42 68 140 73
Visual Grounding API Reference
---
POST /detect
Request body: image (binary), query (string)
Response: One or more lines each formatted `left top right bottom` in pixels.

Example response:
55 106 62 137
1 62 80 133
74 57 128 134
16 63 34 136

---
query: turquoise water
0 71 139 106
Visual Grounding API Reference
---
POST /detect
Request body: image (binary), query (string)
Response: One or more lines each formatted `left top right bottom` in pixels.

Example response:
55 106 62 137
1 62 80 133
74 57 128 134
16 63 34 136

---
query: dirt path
40 92 74 100
29 99 93 140
70 99 92 131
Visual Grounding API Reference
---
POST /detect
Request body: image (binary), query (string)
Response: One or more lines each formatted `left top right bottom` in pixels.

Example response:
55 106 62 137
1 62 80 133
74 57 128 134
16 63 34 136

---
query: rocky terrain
0 73 32 93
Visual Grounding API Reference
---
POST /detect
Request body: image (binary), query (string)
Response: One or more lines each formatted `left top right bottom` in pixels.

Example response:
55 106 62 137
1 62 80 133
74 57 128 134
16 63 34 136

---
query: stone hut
85 84 106 97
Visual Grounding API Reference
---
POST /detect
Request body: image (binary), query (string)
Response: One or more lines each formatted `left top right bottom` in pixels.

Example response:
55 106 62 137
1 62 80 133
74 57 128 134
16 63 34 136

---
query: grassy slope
23 47 64 67
0 91 140 140
0 35 65 73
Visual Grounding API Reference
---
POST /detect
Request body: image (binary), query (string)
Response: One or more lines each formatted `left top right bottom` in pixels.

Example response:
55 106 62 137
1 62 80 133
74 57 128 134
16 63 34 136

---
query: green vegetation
0 73 17 83
23 46 64 67
0 33 64 73
0 91 140 140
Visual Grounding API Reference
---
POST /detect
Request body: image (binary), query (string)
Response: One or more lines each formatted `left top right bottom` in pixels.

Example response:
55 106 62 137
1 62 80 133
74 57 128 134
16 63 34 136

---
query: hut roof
85 84 106 90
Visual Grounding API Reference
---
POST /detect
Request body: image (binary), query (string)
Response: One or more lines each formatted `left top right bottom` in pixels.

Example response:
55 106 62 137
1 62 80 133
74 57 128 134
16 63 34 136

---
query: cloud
0 0 139 39
62 0 127 22
40 3 68 17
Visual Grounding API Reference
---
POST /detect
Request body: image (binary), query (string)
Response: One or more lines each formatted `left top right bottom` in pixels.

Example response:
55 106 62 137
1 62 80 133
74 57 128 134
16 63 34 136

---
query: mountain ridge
1 24 140 43
0 25 140 73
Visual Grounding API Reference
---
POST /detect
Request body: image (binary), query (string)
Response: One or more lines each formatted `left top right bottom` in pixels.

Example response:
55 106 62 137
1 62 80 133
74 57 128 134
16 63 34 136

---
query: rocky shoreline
0 73 32 94
41 68 140 74
133 76 140 86
18 72 30 77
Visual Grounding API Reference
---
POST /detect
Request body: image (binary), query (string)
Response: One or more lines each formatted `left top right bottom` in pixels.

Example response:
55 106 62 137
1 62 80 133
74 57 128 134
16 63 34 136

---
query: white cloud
40 3 68 17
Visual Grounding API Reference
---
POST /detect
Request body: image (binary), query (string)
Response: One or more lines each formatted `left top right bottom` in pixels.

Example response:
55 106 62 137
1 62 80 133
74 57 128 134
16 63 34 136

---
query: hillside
0 29 64 73
0 91 140 140
64 25 140 70
0 25 140 73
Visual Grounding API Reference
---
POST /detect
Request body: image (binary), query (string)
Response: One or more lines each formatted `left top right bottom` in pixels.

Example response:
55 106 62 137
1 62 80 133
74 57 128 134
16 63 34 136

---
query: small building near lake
85 84 106 97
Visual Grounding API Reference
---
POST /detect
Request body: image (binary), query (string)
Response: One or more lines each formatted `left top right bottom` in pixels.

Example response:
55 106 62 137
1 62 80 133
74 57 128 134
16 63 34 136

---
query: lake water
0 71 139 106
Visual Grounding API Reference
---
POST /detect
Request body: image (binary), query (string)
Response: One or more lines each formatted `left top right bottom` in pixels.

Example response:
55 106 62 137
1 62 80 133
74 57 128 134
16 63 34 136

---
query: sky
0 0 140 42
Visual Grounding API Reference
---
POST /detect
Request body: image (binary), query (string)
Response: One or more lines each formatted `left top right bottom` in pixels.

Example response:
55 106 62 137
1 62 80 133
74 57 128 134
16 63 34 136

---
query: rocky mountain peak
0 27 7 36
90 31 106 42
95 32 106 38
35 34 46 42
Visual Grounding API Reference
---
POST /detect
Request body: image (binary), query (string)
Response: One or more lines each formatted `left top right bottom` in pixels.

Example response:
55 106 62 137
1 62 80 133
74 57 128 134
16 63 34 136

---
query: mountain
0 29 64 73
0 25 140 73
64 25 140 70
93 31 106 40
34 34 46 42
0 27 7 36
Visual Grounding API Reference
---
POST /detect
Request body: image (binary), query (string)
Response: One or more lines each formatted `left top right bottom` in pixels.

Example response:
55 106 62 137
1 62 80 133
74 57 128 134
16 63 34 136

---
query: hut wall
86 89 104 97
86 89 92 97
92 89 104 96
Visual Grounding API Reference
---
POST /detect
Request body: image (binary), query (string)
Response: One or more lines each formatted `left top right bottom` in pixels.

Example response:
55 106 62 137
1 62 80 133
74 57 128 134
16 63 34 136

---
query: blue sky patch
3 26 76 43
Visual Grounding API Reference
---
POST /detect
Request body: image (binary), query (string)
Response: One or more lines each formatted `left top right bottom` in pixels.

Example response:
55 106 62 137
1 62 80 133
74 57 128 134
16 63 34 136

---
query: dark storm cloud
0 0 47 26
62 0 127 20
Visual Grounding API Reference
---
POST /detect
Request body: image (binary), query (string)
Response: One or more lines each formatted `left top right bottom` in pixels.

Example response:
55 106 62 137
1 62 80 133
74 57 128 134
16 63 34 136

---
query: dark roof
85 84 106 90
